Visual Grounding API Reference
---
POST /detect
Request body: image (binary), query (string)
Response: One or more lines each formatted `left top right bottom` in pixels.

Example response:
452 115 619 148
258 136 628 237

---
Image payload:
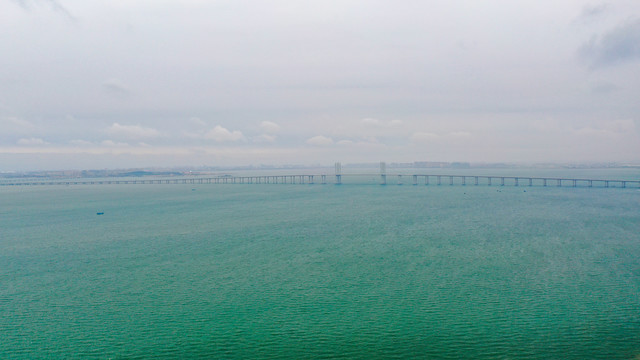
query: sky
1 0 640 171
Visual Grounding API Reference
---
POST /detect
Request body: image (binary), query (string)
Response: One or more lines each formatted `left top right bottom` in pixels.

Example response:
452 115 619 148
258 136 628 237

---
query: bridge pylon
335 162 342 185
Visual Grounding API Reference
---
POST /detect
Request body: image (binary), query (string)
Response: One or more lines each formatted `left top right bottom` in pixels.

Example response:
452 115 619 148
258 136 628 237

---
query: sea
1 168 640 359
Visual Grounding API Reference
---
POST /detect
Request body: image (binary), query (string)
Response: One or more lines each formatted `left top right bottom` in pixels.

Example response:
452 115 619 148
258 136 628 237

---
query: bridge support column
462 177 466 186
449 176 453 185
425 176 429 185
397 175 402 185
501 177 505 186
413 175 417 186
437 176 441 185
515 178 519 186
475 176 478 185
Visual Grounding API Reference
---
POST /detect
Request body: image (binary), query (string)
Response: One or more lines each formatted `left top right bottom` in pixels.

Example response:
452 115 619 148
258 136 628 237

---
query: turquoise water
2 178 640 359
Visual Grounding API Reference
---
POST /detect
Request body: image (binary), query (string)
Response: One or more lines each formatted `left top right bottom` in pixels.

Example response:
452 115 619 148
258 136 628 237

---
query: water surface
2 176 640 359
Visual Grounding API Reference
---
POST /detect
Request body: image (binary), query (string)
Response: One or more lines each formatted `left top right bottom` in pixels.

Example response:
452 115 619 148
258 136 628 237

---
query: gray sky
1 0 639 171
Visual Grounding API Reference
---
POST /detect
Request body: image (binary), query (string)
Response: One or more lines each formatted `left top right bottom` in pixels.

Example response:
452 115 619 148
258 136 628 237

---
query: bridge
1 173 638 188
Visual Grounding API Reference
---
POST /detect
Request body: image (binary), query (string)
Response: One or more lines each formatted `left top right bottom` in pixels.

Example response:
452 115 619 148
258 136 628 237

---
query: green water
2 179 640 359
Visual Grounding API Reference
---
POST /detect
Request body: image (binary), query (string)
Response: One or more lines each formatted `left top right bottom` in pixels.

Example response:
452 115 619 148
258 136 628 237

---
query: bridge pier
6 173 638 188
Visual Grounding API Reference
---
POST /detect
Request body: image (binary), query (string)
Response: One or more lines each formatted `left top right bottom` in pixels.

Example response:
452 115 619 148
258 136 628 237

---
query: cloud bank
1 0 639 170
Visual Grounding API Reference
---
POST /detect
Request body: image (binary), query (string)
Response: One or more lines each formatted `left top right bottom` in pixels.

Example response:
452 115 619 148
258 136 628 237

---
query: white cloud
204 125 245 142
260 121 280 134
189 117 206 127
361 118 403 127
579 19 640 68
1 116 39 135
4 116 35 129
306 135 333 146
69 139 93 146
106 123 160 139
17 137 47 145
603 119 635 132
449 131 472 138
253 134 276 143
361 118 381 126
102 78 130 95
101 140 129 147
574 119 637 137
410 132 439 143
15 0 76 20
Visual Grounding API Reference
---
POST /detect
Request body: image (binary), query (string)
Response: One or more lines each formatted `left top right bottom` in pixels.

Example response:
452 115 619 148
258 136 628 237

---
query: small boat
96 212 104 215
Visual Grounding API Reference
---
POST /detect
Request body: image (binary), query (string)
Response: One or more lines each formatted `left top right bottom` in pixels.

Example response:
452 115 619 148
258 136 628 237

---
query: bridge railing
1 173 639 188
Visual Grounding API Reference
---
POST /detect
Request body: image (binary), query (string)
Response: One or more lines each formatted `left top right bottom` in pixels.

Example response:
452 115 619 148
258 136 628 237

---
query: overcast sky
1 0 639 170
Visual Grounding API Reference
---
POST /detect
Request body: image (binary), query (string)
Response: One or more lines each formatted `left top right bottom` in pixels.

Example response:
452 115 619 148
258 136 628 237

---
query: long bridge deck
1 174 639 188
